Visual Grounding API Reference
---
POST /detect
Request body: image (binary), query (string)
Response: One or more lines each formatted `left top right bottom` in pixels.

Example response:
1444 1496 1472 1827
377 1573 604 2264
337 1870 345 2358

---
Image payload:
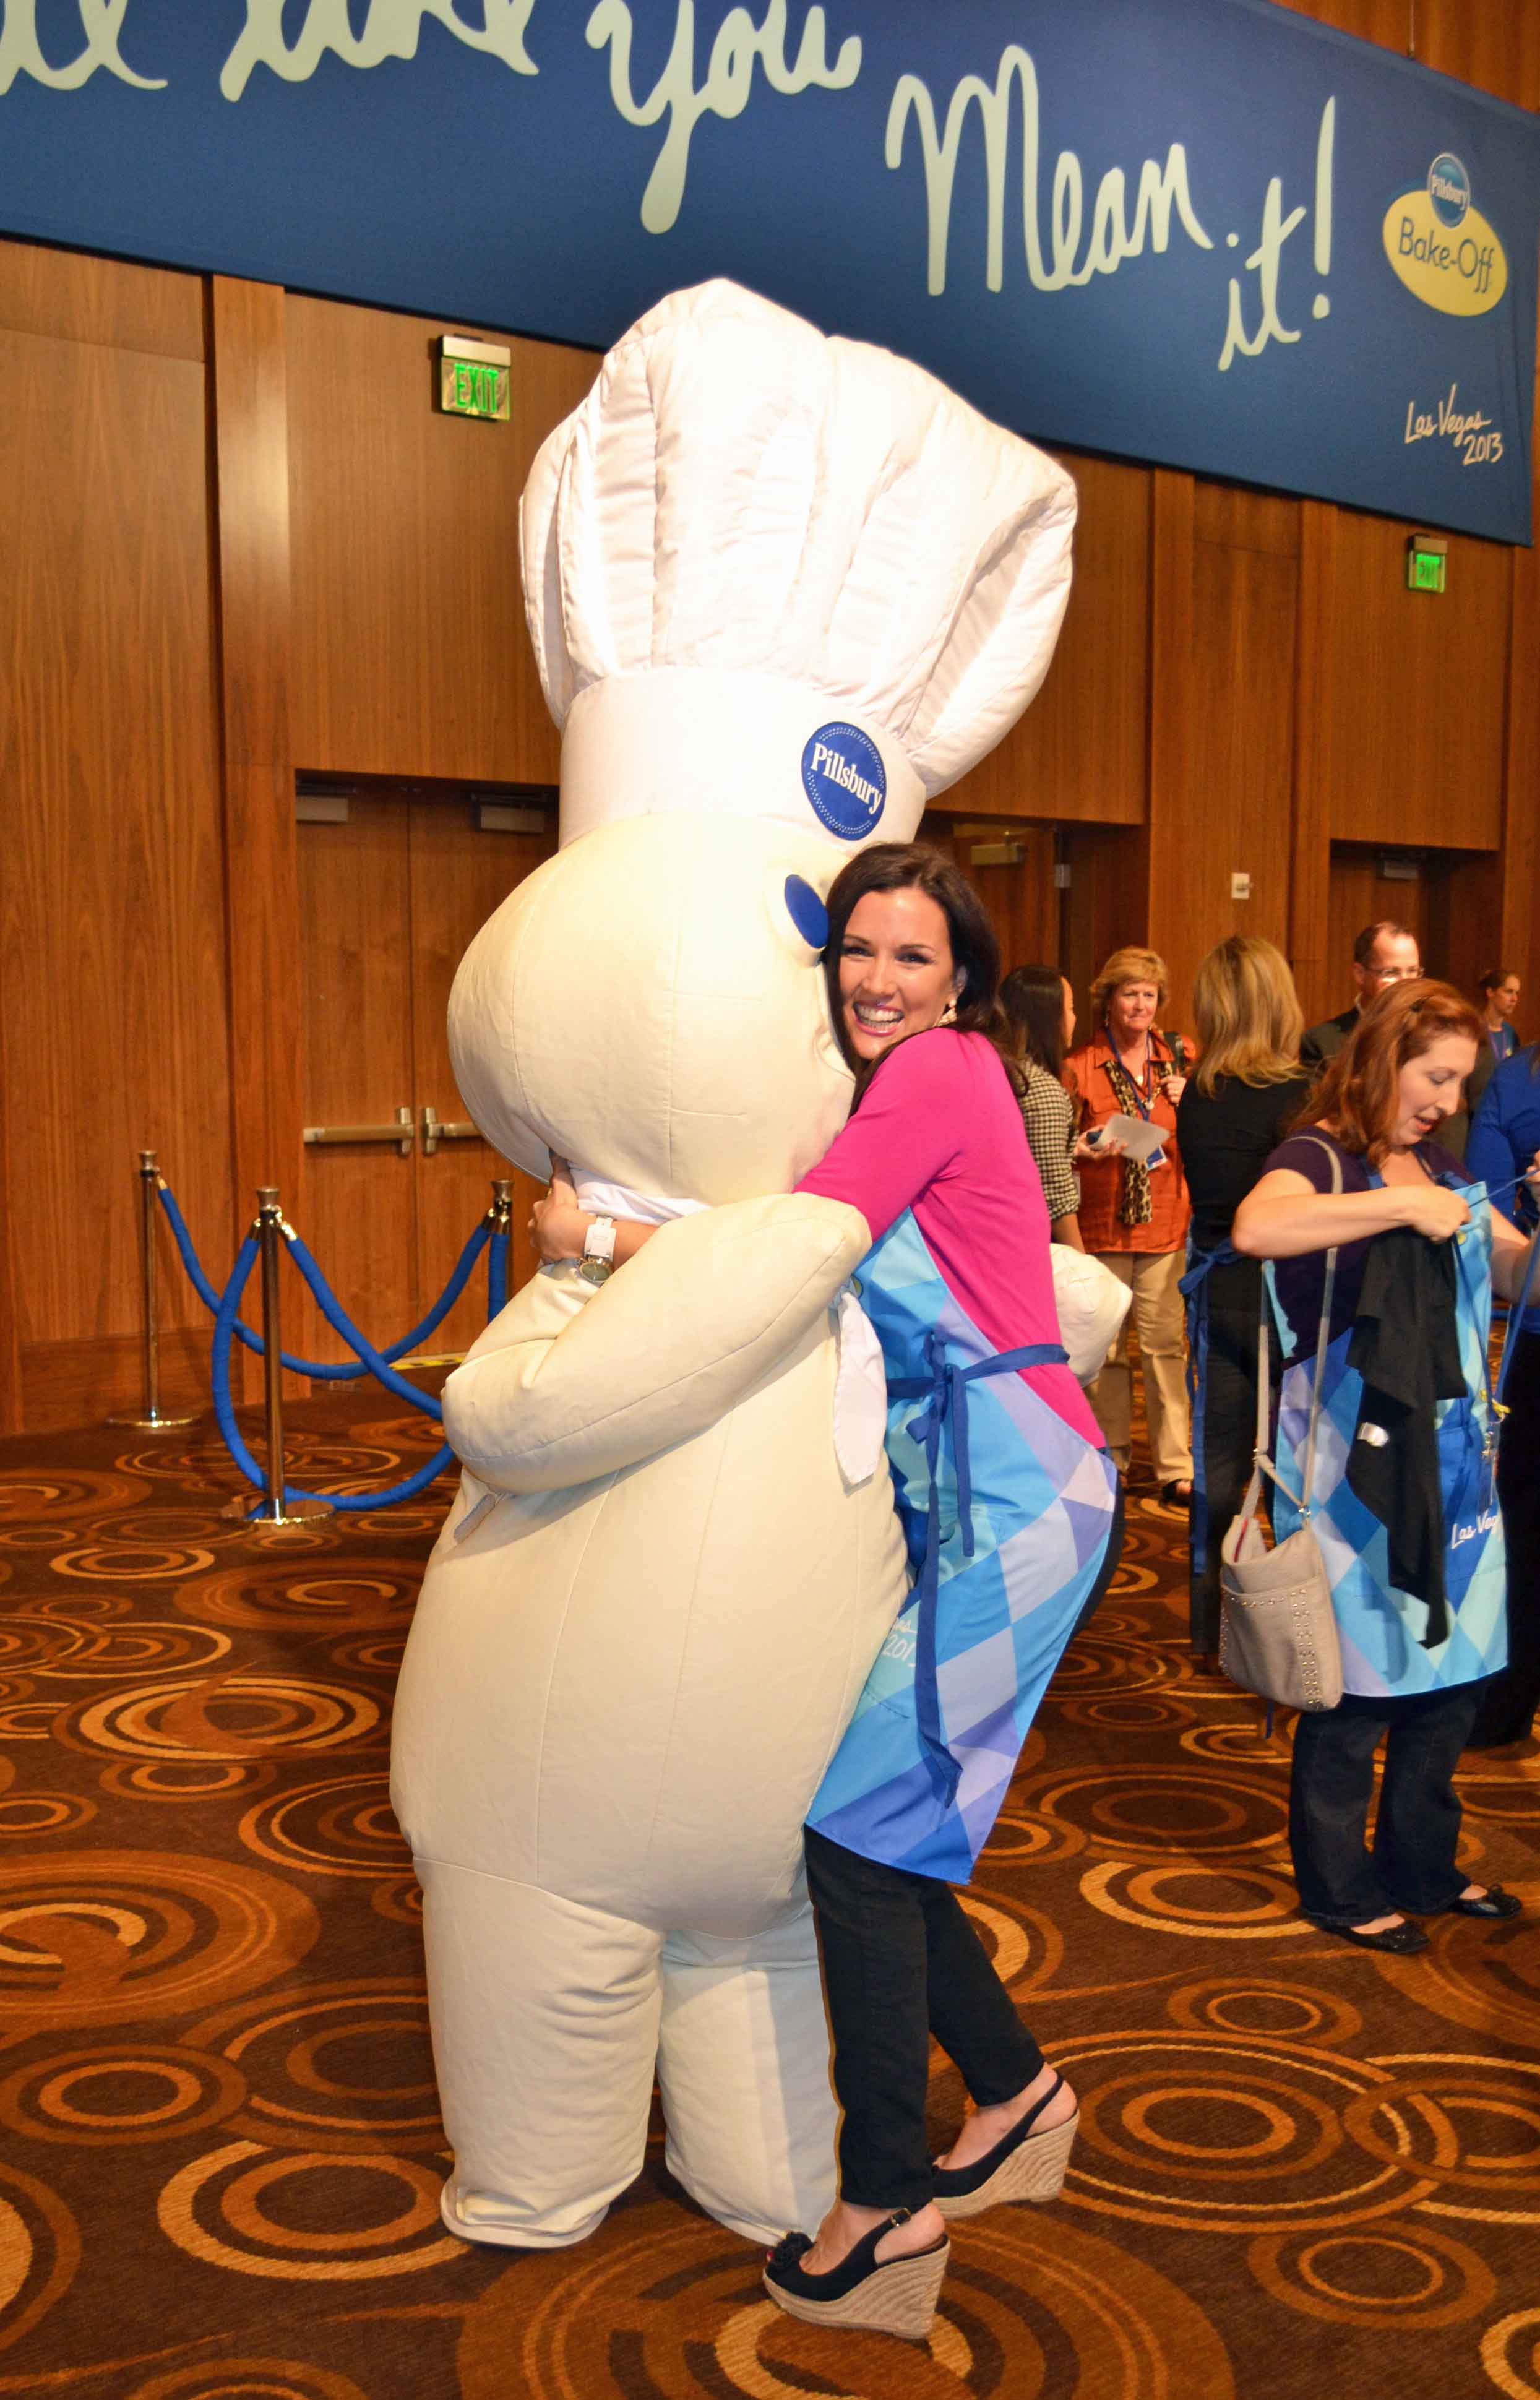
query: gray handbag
1218 1137 1345 1713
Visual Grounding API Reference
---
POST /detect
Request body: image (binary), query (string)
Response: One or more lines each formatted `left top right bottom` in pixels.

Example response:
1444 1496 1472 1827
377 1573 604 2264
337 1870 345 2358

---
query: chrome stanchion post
110 1150 196 1431
223 1187 332 1529
491 1177 514 1232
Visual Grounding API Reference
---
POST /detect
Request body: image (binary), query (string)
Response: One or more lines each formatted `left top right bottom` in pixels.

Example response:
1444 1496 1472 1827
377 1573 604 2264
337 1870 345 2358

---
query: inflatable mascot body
390 281 1080 2252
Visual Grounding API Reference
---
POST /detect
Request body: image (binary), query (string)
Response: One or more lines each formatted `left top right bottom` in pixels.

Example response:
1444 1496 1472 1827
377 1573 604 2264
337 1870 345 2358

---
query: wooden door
295 796 418 1370
1325 843 1433 1009
406 795 554 1359
293 789 556 1383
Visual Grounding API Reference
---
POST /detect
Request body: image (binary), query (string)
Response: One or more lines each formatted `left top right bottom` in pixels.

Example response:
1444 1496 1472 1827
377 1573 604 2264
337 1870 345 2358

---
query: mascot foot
441 2179 610 2250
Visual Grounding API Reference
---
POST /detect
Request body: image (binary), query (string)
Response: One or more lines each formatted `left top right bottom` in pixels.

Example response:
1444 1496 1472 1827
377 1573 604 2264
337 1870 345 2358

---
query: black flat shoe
764 2211 949 2342
1445 1886 1523 1920
1323 1919 1429 1954
932 2070 1078 2219
1159 1481 1192 1508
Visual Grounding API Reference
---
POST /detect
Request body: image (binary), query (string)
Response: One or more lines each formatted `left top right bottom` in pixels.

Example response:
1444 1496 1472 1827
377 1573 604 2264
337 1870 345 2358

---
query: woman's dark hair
822 843 1013 1097
1478 965 1516 995
1000 964 1066 1082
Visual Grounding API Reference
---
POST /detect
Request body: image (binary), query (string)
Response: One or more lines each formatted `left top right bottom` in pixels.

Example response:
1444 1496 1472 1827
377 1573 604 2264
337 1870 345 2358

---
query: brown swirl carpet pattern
0 1396 1535 2399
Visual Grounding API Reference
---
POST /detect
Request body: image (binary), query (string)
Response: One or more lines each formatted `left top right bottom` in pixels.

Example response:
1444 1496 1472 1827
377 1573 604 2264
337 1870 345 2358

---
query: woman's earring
940 996 959 1026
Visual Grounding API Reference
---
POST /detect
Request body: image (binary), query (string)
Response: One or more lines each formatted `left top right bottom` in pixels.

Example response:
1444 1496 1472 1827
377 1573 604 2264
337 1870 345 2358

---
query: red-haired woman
1234 983 1538 1951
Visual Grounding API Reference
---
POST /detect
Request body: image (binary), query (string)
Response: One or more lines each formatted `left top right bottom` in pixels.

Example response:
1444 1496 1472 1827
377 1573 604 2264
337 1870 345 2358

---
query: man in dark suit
1301 921 1421 1070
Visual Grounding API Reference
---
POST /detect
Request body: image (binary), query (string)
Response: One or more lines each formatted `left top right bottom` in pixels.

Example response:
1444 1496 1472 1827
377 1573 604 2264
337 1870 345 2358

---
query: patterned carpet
0 1396 1536 2399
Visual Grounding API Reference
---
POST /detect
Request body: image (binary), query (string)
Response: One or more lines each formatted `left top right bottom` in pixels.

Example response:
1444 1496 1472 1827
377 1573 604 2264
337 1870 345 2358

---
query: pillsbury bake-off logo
1383 153 1507 315
801 724 886 842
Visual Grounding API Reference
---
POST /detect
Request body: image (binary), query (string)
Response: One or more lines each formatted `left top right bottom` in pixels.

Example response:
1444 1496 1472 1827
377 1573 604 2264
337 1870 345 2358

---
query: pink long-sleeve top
796 1029 1101 1447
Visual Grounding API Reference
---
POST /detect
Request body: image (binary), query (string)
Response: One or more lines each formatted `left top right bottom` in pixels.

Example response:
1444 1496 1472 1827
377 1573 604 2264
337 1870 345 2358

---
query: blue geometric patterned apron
806 1209 1117 1882
1267 1186 1508 1700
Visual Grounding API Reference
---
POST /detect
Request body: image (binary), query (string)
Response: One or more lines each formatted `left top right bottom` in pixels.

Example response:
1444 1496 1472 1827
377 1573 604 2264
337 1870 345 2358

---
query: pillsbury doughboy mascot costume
390 280 1095 2252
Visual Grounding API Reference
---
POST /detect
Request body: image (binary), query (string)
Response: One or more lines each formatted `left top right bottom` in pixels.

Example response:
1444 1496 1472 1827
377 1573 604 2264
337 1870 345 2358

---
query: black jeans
1191 1255 1272 1657
1289 1684 1483 1926
804 1826 1043 2212
1469 1333 1540 1748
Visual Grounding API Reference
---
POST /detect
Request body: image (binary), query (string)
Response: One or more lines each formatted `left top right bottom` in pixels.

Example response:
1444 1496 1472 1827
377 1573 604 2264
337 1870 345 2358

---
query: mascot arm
442 1193 871 1492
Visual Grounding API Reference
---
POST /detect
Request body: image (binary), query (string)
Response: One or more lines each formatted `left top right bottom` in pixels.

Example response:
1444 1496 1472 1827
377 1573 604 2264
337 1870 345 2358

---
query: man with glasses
1301 921 1421 1071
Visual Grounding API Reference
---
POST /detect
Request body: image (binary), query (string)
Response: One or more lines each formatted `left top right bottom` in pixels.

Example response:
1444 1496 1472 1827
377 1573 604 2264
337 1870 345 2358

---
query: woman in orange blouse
1066 947 1194 1505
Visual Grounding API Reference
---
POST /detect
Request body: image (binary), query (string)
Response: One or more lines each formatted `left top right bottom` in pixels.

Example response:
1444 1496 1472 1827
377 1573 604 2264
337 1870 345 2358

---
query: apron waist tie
888 1332 1069 1808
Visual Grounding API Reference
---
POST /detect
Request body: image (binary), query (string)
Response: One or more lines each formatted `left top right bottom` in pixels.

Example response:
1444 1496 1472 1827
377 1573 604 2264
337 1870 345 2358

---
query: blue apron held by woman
807 1208 1118 1883
1267 1184 1507 1697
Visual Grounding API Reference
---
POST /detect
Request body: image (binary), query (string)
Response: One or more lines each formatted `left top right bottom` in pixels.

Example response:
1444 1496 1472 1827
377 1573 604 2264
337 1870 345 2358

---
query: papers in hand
1099 1112 1169 1166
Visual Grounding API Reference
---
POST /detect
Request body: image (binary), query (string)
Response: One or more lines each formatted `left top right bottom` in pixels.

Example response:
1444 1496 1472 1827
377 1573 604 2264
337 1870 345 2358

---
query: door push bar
299 1105 480 1158
420 1104 480 1157
303 1105 415 1156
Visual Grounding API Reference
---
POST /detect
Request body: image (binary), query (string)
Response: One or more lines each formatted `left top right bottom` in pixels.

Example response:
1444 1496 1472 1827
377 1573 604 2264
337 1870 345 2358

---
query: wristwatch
578 1215 617 1286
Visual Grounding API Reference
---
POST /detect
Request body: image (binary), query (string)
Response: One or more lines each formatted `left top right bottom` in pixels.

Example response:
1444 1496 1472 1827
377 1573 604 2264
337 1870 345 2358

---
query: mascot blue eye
783 875 828 952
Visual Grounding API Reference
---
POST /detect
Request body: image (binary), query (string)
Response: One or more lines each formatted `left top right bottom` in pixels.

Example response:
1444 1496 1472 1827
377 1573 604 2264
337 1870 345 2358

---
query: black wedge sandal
763 2209 949 2341
932 2071 1080 2219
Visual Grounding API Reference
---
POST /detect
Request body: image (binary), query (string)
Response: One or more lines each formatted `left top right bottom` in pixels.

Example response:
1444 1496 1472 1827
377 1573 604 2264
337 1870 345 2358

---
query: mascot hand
443 1194 871 1492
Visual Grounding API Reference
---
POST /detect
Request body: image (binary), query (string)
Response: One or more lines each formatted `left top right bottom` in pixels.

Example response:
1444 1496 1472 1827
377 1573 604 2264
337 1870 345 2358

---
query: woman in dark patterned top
1000 965 1109 1253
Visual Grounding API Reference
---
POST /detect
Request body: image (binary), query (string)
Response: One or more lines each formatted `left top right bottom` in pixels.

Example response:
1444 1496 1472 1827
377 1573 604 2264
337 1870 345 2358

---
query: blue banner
2 1 1537 540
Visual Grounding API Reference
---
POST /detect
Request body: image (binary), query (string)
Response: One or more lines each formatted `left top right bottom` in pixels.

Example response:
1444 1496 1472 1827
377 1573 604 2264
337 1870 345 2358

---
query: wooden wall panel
1277 1 1414 51
1500 533 1540 1011
286 298 595 784
1145 470 1200 1026
0 255 230 1429
947 453 1150 825
210 279 304 1316
1325 513 1508 851
1188 515 1301 967
0 235 203 358
1404 3 1540 106
0 965 19 1435
1291 504 1339 1026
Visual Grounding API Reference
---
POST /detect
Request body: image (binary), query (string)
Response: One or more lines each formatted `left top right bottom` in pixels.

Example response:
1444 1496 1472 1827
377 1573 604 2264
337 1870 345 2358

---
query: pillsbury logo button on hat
801 723 886 842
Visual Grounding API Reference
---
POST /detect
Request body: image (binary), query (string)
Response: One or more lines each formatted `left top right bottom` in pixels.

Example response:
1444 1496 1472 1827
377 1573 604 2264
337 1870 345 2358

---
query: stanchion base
220 1495 336 1528
108 1410 199 1430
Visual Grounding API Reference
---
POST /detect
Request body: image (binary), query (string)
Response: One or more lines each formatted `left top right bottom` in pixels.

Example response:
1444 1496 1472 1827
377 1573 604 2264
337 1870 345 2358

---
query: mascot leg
656 1903 837 2245
418 1857 663 2248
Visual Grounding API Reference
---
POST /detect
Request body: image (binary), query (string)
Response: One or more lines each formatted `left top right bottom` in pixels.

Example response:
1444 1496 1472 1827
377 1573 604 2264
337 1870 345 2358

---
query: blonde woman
1067 947 1194 1504
1176 938 1310 1658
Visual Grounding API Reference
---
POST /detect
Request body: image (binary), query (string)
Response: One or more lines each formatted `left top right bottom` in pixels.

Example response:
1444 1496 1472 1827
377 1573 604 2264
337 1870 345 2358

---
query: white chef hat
522 280 1076 853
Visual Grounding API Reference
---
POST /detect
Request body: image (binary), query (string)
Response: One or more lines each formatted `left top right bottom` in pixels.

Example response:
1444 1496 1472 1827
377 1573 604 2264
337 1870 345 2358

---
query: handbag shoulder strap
1253 1132 1342 1517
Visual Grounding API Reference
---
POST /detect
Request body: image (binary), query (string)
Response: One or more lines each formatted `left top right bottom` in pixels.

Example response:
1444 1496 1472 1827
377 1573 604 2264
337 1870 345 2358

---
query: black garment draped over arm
1344 1229 1466 1647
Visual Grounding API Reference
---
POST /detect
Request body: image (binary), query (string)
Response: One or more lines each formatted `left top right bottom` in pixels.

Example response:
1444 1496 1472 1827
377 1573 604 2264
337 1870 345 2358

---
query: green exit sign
437 335 510 423
1406 533 1448 593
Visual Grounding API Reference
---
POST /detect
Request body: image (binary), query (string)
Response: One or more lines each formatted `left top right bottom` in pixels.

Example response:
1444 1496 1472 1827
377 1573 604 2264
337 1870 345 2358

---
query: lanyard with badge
1104 1033 1171 1170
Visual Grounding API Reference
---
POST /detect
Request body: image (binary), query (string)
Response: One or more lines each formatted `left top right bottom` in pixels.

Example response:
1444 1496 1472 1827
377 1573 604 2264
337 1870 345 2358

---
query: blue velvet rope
280 1232 444 1420
209 1230 457 1515
487 1225 509 1319
157 1179 489 1376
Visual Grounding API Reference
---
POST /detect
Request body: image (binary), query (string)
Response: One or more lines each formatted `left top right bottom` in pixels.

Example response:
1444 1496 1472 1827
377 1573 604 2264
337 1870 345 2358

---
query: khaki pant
1088 1247 1193 1485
